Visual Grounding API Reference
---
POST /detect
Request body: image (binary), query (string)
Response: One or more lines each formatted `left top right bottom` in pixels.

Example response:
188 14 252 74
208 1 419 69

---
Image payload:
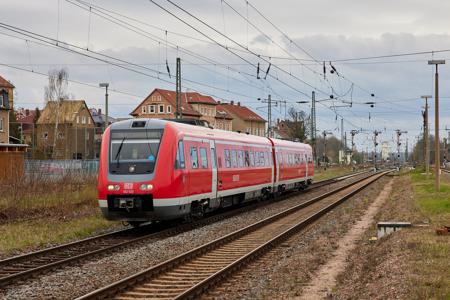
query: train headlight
107 184 120 191
140 184 153 191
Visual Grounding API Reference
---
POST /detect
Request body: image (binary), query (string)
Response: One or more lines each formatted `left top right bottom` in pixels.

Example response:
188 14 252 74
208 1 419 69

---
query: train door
305 153 308 180
210 140 218 199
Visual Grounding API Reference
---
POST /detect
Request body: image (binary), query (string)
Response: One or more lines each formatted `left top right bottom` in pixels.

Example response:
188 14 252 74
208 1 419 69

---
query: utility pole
421 95 431 177
350 130 358 171
340 118 344 164
373 130 381 171
311 91 317 162
176 57 182 119
444 126 450 165
99 83 109 133
268 94 272 137
428 59 445 191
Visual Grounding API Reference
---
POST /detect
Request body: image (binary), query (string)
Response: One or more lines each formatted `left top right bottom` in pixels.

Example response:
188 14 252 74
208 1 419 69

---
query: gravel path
0 174 368 299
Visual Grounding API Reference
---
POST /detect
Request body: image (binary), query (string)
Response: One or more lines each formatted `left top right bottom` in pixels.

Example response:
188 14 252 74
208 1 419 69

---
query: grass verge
314 165 354 181
408 169 450 298
0 214 117 257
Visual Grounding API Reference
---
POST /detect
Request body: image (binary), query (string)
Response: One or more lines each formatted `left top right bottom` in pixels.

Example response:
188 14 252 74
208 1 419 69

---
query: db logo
124 183 134 189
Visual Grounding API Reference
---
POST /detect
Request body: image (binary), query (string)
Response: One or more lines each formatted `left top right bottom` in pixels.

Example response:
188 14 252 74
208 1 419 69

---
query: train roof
110 118 311 150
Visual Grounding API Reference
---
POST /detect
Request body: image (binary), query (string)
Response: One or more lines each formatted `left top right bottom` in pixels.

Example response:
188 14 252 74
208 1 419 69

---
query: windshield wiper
115 137 126 167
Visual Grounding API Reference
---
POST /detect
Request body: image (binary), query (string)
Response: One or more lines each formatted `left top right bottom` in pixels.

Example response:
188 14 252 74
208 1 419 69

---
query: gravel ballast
0 174 370 299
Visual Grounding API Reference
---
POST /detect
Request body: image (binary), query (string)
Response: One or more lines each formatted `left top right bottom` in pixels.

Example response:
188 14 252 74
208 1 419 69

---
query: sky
1 0 450 153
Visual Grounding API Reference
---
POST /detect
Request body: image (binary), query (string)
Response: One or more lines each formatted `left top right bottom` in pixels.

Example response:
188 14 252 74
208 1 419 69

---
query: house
0 75 15 143
36 100 95 159
217 101 266 136
90 108 117 158
130 89 233 130
15 108 39 147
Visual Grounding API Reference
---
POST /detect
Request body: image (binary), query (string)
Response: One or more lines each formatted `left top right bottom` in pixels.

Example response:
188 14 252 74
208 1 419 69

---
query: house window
76 116 80 124
0 117 3 131
86 132 89 140
43 132 48 139
142 106 147 114
82 116 86 124
167 105 172 113
0 94 4 107
149 105 155 113
88 118 91 124
58 132 64 139
158 104 164 114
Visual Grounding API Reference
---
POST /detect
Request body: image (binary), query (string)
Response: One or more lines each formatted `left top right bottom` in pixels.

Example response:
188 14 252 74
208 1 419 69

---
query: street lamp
428 59 445 191
99 83 109 134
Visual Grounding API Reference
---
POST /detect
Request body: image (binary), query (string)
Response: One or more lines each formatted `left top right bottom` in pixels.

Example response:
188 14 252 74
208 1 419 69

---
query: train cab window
250 151 255 167
200 147 208 168
265 151 270 166
190 147 199 169
238 150 244 167
231 150 238 168
224 149 231 168
244 151 250 167
175 140 185 169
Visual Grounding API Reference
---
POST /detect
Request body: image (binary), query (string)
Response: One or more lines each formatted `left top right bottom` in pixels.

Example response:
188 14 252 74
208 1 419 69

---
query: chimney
277 118 280 125
230 101 234 105
237 102 241 106
217 100 221 104
98 108 102 116
25 109 30 116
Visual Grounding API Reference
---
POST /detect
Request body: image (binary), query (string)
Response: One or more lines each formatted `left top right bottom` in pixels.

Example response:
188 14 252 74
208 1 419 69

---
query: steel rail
0 170 367 287
77 170 389 300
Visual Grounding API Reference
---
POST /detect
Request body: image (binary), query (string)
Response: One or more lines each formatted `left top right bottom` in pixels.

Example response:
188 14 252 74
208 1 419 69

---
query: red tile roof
185 92 217 105
0 75 14 88
215 104 233 120
219 103 266 123
130 89 201 117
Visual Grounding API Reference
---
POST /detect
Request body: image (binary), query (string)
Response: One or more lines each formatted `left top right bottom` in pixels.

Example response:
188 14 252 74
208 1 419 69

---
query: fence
25 159 99 175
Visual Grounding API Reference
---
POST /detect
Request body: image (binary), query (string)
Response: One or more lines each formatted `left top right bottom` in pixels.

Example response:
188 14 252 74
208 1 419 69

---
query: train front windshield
109 130 163 175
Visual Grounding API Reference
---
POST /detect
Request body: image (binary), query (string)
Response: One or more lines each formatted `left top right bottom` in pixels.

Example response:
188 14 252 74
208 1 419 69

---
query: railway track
77 170 390 300
0 170 367 288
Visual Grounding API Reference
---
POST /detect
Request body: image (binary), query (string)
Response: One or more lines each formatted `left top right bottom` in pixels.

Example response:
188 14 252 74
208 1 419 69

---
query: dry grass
314 165 354 181
0 171 119 256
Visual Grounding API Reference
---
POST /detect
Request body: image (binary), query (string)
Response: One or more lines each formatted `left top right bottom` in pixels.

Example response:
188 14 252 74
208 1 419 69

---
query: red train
98 119 314 225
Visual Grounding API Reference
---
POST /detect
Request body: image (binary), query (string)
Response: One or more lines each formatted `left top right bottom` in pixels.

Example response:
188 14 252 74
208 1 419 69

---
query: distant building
130 89 233 131
36 100 95 159
217 101 266 136
15 108 39 147
0 75 15 144
381 141 389 161
90 108 117 158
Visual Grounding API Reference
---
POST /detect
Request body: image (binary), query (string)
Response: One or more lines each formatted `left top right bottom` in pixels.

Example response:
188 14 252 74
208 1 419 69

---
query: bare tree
44 68 69 159
286 107 310 142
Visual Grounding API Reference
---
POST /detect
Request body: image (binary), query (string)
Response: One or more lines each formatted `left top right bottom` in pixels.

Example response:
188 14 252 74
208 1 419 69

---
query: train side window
224 149 231 168
231 150 238 168
265 151 270 166
190 147 198 169
175 140 185 169
250 151 255 167
238 150 244 167
260 151 265 167
255 152 260 167
244 151 250 167
200 147 208 168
